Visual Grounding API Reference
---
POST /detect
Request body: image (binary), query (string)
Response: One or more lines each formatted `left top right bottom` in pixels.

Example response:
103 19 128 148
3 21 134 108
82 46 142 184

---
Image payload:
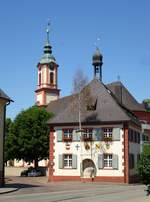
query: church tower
35 23 60 106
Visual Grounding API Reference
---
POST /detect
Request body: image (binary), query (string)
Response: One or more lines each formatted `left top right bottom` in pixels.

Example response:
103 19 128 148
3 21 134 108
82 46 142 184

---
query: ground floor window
103 154 113 168
63 154 72 168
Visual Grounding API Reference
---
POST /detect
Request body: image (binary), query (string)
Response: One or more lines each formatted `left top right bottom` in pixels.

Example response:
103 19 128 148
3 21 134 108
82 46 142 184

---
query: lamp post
76 128 85 178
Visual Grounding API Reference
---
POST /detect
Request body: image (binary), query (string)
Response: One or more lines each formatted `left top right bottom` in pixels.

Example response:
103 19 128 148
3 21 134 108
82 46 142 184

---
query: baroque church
35 24 150 183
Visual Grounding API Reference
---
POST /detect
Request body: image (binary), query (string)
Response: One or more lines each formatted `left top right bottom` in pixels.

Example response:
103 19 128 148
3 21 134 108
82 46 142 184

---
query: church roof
47 79 139 126
107 81 146 112
0 88 12 102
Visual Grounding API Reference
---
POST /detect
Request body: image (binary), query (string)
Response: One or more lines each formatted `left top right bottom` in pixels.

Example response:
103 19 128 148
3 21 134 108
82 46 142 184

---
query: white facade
53 125 124 179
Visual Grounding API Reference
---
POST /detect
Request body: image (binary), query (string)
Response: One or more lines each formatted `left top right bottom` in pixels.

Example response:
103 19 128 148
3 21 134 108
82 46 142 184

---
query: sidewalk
0 187 19 194
0 178 19 194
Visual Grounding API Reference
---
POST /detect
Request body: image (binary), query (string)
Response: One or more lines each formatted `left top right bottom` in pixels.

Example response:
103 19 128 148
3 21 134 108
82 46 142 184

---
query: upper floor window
63 129 73 142
103 128 113 141
50 72 54 84
82 129 93 141
129 129 140 144
103 154 112 168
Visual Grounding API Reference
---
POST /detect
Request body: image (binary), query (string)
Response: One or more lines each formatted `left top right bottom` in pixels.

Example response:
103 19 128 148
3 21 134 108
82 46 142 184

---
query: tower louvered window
50 72 54 84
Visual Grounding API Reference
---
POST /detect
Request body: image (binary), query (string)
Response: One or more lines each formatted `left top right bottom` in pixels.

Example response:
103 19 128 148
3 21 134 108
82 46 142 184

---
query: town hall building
35 24 150 183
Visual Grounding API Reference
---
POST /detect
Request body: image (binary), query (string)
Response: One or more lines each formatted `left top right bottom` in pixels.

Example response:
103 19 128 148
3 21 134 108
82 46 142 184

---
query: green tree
5 118 14 163
5 106 53 168
5 118 13 136
137 143 150 185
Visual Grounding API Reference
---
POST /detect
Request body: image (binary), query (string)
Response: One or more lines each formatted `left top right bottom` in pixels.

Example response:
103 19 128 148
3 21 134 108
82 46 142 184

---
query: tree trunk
34 158 38 168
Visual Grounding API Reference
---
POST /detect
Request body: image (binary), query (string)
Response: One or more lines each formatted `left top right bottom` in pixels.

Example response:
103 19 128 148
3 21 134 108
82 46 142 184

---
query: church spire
46 21 50 44
43 21 52 54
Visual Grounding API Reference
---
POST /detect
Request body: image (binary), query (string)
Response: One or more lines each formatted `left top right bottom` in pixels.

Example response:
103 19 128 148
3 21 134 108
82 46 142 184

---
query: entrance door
82 159 96 178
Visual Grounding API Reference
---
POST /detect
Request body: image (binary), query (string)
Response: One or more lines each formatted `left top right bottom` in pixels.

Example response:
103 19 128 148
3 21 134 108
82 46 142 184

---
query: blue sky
0 0 150 119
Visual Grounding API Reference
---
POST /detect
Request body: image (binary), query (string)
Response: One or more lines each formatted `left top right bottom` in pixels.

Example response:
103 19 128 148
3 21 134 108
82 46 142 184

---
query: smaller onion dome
92 47 103 66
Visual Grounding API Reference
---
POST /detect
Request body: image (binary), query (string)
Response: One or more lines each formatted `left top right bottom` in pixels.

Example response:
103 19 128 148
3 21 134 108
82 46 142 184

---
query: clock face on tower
49 63 54 70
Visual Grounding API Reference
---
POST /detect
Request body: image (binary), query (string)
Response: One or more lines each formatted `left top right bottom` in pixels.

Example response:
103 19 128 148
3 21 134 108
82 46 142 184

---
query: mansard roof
47 79 140 126
107 81 146 112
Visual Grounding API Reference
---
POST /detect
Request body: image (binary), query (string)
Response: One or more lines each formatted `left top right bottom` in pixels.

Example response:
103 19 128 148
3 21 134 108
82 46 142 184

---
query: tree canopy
137 143 150 185
71 68 88 94
5 106 53 167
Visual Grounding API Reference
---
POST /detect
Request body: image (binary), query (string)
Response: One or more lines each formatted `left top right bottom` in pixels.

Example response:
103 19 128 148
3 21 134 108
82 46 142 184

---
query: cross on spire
46 19 50 44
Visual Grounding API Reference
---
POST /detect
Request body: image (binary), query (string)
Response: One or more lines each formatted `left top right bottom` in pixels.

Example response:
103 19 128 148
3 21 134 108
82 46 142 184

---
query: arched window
39 73 41 85
50 72 54 84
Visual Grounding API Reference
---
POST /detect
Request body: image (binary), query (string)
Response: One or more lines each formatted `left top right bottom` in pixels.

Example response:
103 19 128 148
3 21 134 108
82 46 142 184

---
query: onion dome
92 47 103 66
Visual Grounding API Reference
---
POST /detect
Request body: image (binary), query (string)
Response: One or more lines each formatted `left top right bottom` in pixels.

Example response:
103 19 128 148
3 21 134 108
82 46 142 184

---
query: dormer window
87 99 97 111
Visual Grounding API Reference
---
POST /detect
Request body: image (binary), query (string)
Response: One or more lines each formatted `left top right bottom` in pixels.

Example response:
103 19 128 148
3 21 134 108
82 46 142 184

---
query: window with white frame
63 129 73 141
63 154 72 168
103 128 113 140
103 154 113 168
83 129 93 140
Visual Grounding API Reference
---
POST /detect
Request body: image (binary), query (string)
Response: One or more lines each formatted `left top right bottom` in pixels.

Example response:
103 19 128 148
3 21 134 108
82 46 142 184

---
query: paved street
0 177 149 202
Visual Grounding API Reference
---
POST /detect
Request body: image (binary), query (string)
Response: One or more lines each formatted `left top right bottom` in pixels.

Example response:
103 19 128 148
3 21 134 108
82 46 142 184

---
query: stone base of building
48 175 125 183
49 176 81 181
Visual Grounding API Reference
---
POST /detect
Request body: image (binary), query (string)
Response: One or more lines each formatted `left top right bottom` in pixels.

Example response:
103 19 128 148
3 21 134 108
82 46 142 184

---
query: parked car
27 169 42 177
20 167 43 177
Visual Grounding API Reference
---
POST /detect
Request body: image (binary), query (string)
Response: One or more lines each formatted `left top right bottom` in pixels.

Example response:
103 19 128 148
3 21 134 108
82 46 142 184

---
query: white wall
53 125 124 177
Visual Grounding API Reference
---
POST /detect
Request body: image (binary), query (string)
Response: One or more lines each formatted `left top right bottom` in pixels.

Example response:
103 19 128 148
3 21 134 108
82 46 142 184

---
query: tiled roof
107 81 146 112
47 79 137 125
